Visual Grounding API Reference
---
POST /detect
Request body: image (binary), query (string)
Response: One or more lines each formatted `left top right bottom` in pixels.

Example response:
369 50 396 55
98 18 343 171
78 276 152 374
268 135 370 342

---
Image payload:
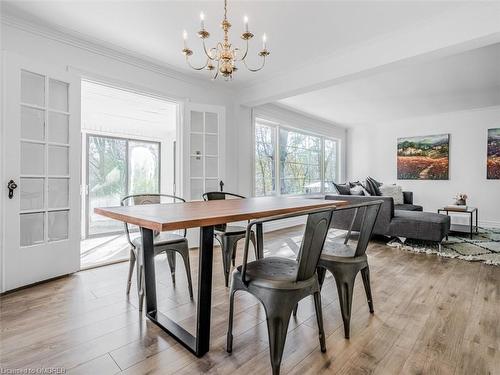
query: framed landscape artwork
397 134 449 180
487 128 500 179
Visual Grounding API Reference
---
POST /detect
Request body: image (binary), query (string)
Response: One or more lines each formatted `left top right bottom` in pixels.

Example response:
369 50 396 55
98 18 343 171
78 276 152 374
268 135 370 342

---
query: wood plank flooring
1 226 499 374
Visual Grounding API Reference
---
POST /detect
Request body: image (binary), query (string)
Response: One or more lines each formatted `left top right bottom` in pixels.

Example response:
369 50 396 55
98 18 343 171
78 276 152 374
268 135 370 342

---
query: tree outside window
254 118 339 196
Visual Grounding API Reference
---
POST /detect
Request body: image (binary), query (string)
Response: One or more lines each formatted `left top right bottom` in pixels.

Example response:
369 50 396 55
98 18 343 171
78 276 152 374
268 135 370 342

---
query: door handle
7 179 17 199
219 180 224 192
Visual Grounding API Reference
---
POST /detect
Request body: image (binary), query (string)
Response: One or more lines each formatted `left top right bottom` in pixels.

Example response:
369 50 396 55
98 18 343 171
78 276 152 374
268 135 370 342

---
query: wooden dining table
95 196 347 357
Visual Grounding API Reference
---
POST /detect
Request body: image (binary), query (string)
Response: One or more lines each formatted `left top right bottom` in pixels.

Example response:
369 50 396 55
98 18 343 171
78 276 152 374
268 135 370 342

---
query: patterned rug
386 227 500 266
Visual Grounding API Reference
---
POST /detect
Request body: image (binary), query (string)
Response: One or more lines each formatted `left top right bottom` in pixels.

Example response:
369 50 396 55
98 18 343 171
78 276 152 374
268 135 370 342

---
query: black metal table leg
195 225 214 355
141 225 214 357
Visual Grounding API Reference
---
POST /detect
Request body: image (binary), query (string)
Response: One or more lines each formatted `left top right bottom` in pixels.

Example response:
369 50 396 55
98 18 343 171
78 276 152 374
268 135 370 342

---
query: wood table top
95 196 348 232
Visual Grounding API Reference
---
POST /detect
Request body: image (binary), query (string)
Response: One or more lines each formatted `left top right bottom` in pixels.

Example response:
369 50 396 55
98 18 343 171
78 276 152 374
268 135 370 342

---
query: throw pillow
333 182 351 195
350 180 371 196
379 184 404 204
349 185 365 195
366 176 383 196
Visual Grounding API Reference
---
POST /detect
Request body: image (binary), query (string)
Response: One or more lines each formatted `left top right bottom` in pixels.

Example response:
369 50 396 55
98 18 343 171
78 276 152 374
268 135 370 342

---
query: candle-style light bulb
183 30 188 48
200 12 205 29
262 33 267 50
244 15 249 32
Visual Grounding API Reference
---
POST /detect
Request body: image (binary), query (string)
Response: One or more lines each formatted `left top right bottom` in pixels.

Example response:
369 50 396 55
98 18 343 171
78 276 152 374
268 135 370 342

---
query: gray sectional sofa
325 192 450 243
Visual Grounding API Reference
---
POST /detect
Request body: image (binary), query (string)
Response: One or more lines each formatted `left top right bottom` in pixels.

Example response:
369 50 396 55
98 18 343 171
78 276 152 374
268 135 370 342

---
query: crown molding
0 9 234 95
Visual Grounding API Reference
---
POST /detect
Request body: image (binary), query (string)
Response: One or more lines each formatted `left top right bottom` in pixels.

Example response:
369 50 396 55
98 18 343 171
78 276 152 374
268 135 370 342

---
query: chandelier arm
186 56 209 71
213 60 220 80
243 54 266 72
202 39 215 60
237 39 249 61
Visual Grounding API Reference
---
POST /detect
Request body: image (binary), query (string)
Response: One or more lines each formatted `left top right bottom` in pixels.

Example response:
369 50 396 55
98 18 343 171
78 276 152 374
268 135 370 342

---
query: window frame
253 116 341 197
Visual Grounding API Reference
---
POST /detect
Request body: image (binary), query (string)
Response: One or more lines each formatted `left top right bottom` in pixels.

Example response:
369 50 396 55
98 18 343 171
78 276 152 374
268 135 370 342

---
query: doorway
80 80 178 268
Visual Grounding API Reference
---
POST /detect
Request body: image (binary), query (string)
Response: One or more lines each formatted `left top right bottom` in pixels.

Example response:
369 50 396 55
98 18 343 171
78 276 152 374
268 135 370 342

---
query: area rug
386 227 500 266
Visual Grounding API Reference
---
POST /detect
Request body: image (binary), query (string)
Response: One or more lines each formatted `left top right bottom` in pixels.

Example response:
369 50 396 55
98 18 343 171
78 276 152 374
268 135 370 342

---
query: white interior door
2 53 81 291
183 103 225 201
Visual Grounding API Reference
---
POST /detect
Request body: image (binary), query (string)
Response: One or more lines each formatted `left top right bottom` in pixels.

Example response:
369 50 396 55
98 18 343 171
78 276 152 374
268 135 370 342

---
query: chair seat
320 241 367 264
235 257 299 288
215 225 247 235
132 232 186 249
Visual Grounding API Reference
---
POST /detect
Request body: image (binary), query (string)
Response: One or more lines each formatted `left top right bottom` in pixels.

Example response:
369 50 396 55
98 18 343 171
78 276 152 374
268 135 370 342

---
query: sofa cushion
388 211 450 242
394 204 423 212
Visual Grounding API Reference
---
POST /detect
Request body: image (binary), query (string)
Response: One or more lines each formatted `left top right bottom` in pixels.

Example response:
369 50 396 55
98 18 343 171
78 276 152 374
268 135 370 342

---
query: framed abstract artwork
487 128 500 179
397 134 449 180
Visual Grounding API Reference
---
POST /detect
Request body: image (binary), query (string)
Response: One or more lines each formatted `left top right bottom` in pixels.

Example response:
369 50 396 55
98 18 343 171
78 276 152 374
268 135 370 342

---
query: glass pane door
19 71 71 246
189 111 220 200
86 135 160 237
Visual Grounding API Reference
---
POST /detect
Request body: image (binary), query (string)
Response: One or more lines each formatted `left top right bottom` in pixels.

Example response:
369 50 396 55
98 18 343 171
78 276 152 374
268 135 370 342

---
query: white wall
347 106 500 227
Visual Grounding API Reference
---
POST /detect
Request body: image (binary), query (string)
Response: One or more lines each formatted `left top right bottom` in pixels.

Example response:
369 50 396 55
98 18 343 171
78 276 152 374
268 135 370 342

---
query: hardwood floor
1 226 499 374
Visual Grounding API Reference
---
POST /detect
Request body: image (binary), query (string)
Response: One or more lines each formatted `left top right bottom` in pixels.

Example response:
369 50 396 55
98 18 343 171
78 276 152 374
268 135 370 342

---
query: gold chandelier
181 0 270 81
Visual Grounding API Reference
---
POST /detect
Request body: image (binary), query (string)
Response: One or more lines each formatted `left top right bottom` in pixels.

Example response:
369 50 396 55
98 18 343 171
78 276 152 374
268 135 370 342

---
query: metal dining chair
226 207 335 375
121 194 194 311
202 191 257 287
294 200 382 339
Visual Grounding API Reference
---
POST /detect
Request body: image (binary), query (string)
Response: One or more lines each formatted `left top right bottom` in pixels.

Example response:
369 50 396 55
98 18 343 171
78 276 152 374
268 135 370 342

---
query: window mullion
320 138 325 195
275 125 280 196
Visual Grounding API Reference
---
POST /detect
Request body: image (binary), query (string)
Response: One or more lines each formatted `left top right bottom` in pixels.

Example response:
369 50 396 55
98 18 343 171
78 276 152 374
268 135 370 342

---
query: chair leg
226 289 237 353
180 248 194 300
250 231 258 260
333 272 356 339
166 251 176 285
265 305 293 375
313 291 327 352
361 266 374 314
317 266 327 289
126 248 136 295
221 236 236 287
231 239 239 267
137 264 144 312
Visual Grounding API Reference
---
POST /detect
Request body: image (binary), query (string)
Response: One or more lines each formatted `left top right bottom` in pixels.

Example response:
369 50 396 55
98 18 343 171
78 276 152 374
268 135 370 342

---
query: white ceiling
278 43 500 126
1 1 463 86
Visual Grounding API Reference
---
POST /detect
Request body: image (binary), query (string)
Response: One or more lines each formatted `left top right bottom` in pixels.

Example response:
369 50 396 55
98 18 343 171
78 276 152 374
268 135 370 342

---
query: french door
2 53 81 291
183 103 225 201
85 134 160 237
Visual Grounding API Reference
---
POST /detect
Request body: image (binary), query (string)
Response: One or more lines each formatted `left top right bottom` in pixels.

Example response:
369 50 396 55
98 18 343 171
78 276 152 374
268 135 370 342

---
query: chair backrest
120 194 186 246
202 191 246 201
202 191 246 231
295 209 334 281
353 201 382 257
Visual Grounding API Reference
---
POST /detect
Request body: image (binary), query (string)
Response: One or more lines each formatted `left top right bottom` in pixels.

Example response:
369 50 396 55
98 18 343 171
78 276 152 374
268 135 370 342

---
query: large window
254 119 339 196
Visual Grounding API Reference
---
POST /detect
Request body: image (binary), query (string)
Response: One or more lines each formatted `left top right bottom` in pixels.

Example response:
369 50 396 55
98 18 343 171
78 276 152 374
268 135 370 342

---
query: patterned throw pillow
379 184 404 204
350 181 371 196
365 176 383 196
333 182 351 195
349 185 365 195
